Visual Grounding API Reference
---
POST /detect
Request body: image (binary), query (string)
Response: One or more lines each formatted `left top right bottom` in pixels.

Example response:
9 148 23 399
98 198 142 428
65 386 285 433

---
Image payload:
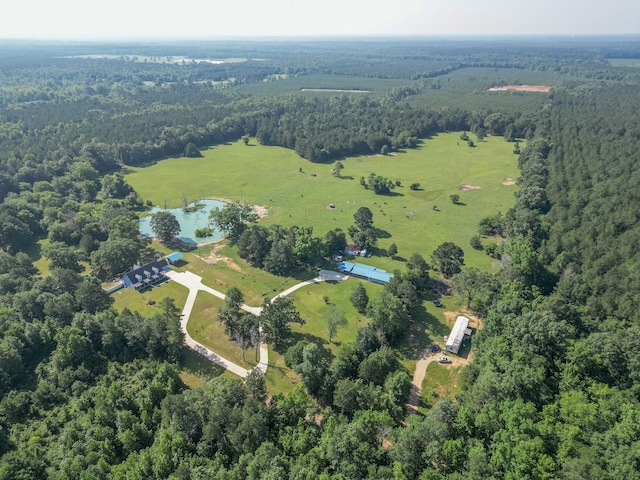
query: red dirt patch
200 242 241 271
488 85 551 93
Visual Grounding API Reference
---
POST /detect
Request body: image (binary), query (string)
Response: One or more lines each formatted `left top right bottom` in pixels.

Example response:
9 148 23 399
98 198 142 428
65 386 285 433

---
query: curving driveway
166 269 348 378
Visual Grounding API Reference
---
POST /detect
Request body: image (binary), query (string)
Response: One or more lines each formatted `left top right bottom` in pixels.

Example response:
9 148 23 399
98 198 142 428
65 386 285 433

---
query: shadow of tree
180 346 226 379
373 227 392 239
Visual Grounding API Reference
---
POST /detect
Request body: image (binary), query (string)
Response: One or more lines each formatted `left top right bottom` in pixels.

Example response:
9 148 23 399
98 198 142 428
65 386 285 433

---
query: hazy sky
2 0 639 39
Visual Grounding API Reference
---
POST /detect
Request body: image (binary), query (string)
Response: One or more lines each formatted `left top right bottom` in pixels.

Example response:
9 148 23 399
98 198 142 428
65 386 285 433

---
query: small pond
139 199 226 244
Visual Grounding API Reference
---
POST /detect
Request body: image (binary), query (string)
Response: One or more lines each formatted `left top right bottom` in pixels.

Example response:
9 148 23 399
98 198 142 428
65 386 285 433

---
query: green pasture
608 58 640 68
126 133 517 274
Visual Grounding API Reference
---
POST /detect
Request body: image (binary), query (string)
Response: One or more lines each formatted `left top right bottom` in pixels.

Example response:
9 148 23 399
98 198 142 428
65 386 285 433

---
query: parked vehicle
437 356 451 364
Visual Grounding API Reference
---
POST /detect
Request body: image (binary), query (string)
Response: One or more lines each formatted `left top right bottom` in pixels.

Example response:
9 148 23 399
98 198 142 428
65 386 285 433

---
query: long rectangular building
338 261 393 284
445 315 470 354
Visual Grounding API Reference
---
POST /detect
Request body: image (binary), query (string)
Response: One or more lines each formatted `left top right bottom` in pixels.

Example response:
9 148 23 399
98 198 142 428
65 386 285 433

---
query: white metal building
445 315 470 354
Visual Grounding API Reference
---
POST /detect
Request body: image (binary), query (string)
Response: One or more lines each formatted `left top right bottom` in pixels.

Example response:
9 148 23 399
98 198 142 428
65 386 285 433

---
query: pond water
139 199 226 244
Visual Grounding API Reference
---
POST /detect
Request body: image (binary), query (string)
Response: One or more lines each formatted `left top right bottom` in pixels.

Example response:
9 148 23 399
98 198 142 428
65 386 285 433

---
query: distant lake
139 199 226 244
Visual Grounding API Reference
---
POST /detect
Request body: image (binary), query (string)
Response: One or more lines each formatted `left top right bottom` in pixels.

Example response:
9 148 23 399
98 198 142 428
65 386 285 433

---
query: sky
1 0 639 39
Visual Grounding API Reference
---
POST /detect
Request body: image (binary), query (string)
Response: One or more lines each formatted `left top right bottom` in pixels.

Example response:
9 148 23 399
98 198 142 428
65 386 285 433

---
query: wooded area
2 37 640 479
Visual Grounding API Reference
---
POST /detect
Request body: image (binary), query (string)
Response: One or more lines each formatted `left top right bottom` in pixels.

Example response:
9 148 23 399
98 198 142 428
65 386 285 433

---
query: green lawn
126 133 517 275
186 291 257 369
420 362 465 410
179 346 226 388
111 279 189 317
288 279 383 353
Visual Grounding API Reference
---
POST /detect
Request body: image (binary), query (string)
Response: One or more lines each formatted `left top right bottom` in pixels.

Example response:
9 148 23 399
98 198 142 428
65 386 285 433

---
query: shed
338 261 393 284
166 252 184 264
343 245 368 257
445 315 469 354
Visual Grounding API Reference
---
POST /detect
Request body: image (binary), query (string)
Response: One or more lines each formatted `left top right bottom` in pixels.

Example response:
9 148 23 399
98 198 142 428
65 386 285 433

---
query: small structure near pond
166 252 184 264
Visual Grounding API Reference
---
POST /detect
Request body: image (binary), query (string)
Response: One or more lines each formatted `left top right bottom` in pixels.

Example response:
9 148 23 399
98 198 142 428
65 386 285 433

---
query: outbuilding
445 315 470 354
166 252 184 264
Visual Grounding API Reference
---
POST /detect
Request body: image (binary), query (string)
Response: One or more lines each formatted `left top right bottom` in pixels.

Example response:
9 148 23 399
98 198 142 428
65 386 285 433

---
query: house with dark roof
122 259 170 291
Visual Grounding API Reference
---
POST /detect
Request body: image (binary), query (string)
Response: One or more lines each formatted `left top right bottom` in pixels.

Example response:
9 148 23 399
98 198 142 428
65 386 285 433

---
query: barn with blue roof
338 261 393 284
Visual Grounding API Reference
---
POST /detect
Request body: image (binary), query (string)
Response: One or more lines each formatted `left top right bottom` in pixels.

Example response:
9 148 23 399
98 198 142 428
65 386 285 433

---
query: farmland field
126 132 518 275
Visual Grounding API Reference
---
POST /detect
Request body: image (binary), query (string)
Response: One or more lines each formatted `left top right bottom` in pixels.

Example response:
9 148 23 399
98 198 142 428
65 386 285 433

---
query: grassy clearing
186 291 258 369
264 347 299 394
409 67 578 113
25 238 49 276
420 362 465 410
236 73 409 97
126 133 516 275
289 279 384 355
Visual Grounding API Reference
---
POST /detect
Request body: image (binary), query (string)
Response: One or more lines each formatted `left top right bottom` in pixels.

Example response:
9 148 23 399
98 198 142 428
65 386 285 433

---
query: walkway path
166 269 348 378
405 346 439 415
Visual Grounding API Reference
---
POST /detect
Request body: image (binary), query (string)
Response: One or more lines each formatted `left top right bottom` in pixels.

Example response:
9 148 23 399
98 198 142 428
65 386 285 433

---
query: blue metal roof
167 252 184 262
338 261 393 284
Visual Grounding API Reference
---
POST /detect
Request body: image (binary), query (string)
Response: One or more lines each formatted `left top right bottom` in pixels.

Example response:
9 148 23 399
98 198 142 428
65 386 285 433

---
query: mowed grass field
126 133 518 275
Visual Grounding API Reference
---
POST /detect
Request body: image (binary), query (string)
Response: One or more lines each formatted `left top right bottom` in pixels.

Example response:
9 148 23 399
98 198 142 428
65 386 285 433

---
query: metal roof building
445 315 470 354
338 261 393 284
166 252 184 264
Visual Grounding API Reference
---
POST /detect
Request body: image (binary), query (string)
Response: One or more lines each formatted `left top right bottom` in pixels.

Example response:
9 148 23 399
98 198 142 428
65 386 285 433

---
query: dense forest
2 37 640 479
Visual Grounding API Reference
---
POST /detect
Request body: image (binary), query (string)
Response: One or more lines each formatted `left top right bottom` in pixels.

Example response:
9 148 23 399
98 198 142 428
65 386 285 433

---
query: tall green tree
150 211 180 243
324 305 347 343
261 296 305 350
350 282 370 314
209 202 257 243
431 242 464 278
354 206 374 231
367 290 408 344
451 267 496 309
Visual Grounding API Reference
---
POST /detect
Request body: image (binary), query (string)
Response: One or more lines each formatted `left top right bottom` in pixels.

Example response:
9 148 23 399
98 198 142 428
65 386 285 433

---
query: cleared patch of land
123 134 516 393
487 85 551 92
301 88 369 93
126 133 518 274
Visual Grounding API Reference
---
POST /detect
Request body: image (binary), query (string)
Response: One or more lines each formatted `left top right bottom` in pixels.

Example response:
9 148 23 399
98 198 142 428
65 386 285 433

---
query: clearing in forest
126 132 518 274
487 85 551 92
